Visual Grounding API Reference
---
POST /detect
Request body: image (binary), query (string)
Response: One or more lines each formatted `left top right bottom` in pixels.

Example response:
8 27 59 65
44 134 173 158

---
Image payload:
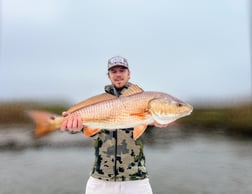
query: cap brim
108 64 128 70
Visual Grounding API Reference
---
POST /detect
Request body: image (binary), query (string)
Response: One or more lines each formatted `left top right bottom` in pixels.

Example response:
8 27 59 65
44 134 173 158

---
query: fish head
149 94 193 125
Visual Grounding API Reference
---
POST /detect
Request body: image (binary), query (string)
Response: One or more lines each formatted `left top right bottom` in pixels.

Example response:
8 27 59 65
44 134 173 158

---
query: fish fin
133 124 148 140
130 112 146 118
67 83 143 113
84 127 100 137
27 110 62 138
120 83 144 97
67 93 116 113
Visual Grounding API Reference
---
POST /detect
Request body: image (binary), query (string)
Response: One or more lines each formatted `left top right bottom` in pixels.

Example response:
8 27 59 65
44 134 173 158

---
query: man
60 56 167 194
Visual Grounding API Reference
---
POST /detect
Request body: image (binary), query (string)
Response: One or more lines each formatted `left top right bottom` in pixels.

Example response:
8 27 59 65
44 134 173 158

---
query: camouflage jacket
90 83 148 181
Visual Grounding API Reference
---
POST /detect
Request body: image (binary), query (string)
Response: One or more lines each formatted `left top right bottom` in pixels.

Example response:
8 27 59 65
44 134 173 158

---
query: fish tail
27 110 63 138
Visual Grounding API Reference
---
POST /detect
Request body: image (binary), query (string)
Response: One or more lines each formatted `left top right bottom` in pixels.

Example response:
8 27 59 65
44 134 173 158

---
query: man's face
108 66 131 89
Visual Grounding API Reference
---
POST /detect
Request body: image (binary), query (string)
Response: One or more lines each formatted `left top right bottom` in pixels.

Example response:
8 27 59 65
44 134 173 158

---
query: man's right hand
60 112 83 133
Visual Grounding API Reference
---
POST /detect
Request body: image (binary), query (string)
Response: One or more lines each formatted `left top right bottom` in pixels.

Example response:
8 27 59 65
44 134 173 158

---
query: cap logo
108 56 129 70
110 56 125 64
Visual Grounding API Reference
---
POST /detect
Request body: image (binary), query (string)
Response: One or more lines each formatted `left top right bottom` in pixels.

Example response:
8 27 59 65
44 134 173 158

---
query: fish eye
177 103 183 107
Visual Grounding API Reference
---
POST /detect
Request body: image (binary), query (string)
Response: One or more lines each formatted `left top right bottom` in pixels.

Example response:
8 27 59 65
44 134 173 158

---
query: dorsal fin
67 83 143 113
67 93 116 113
120 83 144 97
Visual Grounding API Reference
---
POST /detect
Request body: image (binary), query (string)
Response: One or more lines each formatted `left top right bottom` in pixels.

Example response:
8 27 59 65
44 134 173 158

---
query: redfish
28 88 193 140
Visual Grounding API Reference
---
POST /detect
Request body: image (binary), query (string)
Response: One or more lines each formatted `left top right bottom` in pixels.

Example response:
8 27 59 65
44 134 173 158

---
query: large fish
28 86 193 140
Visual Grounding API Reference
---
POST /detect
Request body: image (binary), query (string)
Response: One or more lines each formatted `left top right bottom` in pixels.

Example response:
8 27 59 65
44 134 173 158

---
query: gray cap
107 56 129 70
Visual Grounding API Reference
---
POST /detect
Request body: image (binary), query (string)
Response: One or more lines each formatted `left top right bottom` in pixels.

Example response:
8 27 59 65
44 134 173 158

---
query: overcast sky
0 0 251 106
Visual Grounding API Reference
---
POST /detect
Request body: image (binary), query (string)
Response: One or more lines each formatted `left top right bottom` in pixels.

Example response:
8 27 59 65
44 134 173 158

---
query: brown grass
0 102 67 125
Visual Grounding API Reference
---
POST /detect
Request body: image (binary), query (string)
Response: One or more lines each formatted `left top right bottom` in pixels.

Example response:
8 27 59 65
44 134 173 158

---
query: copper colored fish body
28 91 193 140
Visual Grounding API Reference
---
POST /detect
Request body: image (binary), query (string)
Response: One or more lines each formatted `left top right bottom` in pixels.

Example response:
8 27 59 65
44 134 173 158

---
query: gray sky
0 0 251 105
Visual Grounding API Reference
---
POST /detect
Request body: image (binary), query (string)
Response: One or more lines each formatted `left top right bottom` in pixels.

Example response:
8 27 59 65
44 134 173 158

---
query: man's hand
60 112 83 133
152 121 170 128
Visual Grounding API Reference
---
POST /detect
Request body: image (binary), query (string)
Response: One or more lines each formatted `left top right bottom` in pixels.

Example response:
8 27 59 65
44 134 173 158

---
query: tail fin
27 110 62 138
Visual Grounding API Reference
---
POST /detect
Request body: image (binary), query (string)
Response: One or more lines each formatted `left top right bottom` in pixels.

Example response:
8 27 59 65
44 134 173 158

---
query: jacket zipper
112 86 120 181
114 130 118 181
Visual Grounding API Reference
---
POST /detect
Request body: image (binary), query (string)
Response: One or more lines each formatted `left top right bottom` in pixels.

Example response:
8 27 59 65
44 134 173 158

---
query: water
0 127 252 194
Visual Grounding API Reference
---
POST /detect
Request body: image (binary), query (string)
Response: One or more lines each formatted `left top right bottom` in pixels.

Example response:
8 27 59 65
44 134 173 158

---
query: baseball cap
107 56 129 70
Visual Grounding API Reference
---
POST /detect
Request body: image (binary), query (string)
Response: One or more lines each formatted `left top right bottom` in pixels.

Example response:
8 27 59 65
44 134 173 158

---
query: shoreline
0 125 93 151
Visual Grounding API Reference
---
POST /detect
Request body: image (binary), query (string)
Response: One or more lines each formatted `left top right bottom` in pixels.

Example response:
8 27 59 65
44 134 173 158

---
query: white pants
85 176 153 194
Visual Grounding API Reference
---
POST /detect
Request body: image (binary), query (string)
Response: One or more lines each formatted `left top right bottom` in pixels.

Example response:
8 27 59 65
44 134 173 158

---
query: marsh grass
0 101 67 125
179 104 252 134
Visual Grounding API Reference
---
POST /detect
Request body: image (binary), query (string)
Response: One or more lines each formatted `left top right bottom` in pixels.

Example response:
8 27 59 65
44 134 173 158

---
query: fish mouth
181 110 193 117
187 104 193 114
152 113 189 125
181 103 193 115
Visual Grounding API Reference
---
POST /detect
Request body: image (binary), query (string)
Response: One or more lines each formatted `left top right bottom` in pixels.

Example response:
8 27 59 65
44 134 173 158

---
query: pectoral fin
133 124 148 140
84 128 100 137
130 111 149 120
130 112 145 117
